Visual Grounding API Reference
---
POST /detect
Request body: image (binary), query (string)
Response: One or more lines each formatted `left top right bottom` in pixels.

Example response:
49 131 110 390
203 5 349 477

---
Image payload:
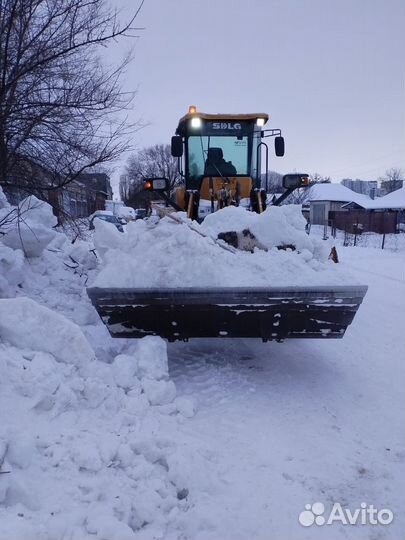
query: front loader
87 107 367 342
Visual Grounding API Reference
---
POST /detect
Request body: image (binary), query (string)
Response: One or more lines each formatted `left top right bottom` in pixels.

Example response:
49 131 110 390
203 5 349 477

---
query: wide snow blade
87 285 367 341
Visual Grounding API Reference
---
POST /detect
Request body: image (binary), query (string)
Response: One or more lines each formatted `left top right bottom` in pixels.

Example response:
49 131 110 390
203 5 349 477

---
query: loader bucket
87 285 367 342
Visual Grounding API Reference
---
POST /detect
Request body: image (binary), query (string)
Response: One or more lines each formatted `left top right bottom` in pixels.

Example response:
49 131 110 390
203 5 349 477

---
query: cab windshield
187 135 249 178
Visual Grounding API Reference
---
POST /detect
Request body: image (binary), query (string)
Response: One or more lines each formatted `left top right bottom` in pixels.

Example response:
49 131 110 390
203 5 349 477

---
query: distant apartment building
341 178 378 198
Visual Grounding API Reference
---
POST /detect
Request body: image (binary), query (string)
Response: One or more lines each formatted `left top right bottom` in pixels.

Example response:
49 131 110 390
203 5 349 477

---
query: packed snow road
167 247 405 540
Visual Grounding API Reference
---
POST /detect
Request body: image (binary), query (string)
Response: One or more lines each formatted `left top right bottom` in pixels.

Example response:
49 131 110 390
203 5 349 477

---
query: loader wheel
184 190 200 220
250 188 267 213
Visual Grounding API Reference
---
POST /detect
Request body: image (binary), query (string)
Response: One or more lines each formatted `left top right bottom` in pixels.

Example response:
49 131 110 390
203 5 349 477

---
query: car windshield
93 215 120 224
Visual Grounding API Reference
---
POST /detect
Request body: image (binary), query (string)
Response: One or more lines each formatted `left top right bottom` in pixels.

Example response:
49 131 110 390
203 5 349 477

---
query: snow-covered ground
309 224 405 252
166 246 405 539
0 194 404 539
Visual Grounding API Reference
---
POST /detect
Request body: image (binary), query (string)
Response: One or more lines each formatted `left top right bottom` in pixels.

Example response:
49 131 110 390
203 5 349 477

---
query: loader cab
175 111 266 185
172 107 284 219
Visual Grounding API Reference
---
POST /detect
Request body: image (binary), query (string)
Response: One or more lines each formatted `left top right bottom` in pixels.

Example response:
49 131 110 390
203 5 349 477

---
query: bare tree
0 0 144 200
122 144 183 206
379 167 404 195
284 185 315 205
261 170 283 194
311 173 332 184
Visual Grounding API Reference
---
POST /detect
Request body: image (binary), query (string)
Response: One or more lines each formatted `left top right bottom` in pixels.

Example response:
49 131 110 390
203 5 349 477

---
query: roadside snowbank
0 314 190 540
0 192 196 539
0 294 194 539
0 297 95 366
93 205 354 288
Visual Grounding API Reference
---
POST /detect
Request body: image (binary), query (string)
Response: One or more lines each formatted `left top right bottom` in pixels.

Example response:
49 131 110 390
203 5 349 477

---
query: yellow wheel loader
87 107 367 342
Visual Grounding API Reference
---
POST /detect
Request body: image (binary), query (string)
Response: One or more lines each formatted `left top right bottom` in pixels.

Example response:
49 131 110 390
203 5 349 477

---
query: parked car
118 206 136 221
135 208 147 220
89 211 124 232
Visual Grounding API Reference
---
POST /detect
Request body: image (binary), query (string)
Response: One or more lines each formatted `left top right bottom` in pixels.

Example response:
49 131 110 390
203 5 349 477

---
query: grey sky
107 0 405 192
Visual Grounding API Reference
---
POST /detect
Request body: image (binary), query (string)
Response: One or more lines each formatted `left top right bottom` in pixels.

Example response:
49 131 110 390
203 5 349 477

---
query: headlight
190 117 202 128
256 117 265 127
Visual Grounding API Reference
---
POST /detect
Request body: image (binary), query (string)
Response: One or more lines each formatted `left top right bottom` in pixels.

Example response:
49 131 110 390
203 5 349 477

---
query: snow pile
199 205 257 234
1 196 57 257
0 186 10 210
0 222 96 301
66 239 98 270
92 217 126 258
0 296 194 539
0 190 197 539
0 297 95 366
0 244 25 297
93 205 353 289
201 204 315 252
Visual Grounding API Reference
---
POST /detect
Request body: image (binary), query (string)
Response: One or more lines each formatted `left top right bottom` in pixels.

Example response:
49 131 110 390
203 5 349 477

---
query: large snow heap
0 189 194 539
93 204 351 289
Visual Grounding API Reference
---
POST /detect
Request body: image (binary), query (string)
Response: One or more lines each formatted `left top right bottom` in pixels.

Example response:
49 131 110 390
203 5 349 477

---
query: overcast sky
106 0 405 193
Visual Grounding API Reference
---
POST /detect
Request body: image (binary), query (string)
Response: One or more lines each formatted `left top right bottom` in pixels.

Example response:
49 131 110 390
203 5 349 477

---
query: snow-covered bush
1 196 57 257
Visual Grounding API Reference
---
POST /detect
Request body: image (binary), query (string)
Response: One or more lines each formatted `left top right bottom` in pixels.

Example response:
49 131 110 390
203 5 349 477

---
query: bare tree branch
379 167 404 195
0 0 143 200
122 144 184 207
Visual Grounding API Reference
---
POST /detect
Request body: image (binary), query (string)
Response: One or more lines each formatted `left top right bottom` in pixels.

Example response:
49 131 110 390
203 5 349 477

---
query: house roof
358 188 405 210
308 182 405 210
308 183 371 205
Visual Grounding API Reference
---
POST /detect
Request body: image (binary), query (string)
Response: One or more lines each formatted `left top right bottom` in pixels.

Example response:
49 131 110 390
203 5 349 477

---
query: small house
308 184 371 225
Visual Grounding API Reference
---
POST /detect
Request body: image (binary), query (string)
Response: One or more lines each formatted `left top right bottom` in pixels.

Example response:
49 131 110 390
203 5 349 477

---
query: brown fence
332 210 399 234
